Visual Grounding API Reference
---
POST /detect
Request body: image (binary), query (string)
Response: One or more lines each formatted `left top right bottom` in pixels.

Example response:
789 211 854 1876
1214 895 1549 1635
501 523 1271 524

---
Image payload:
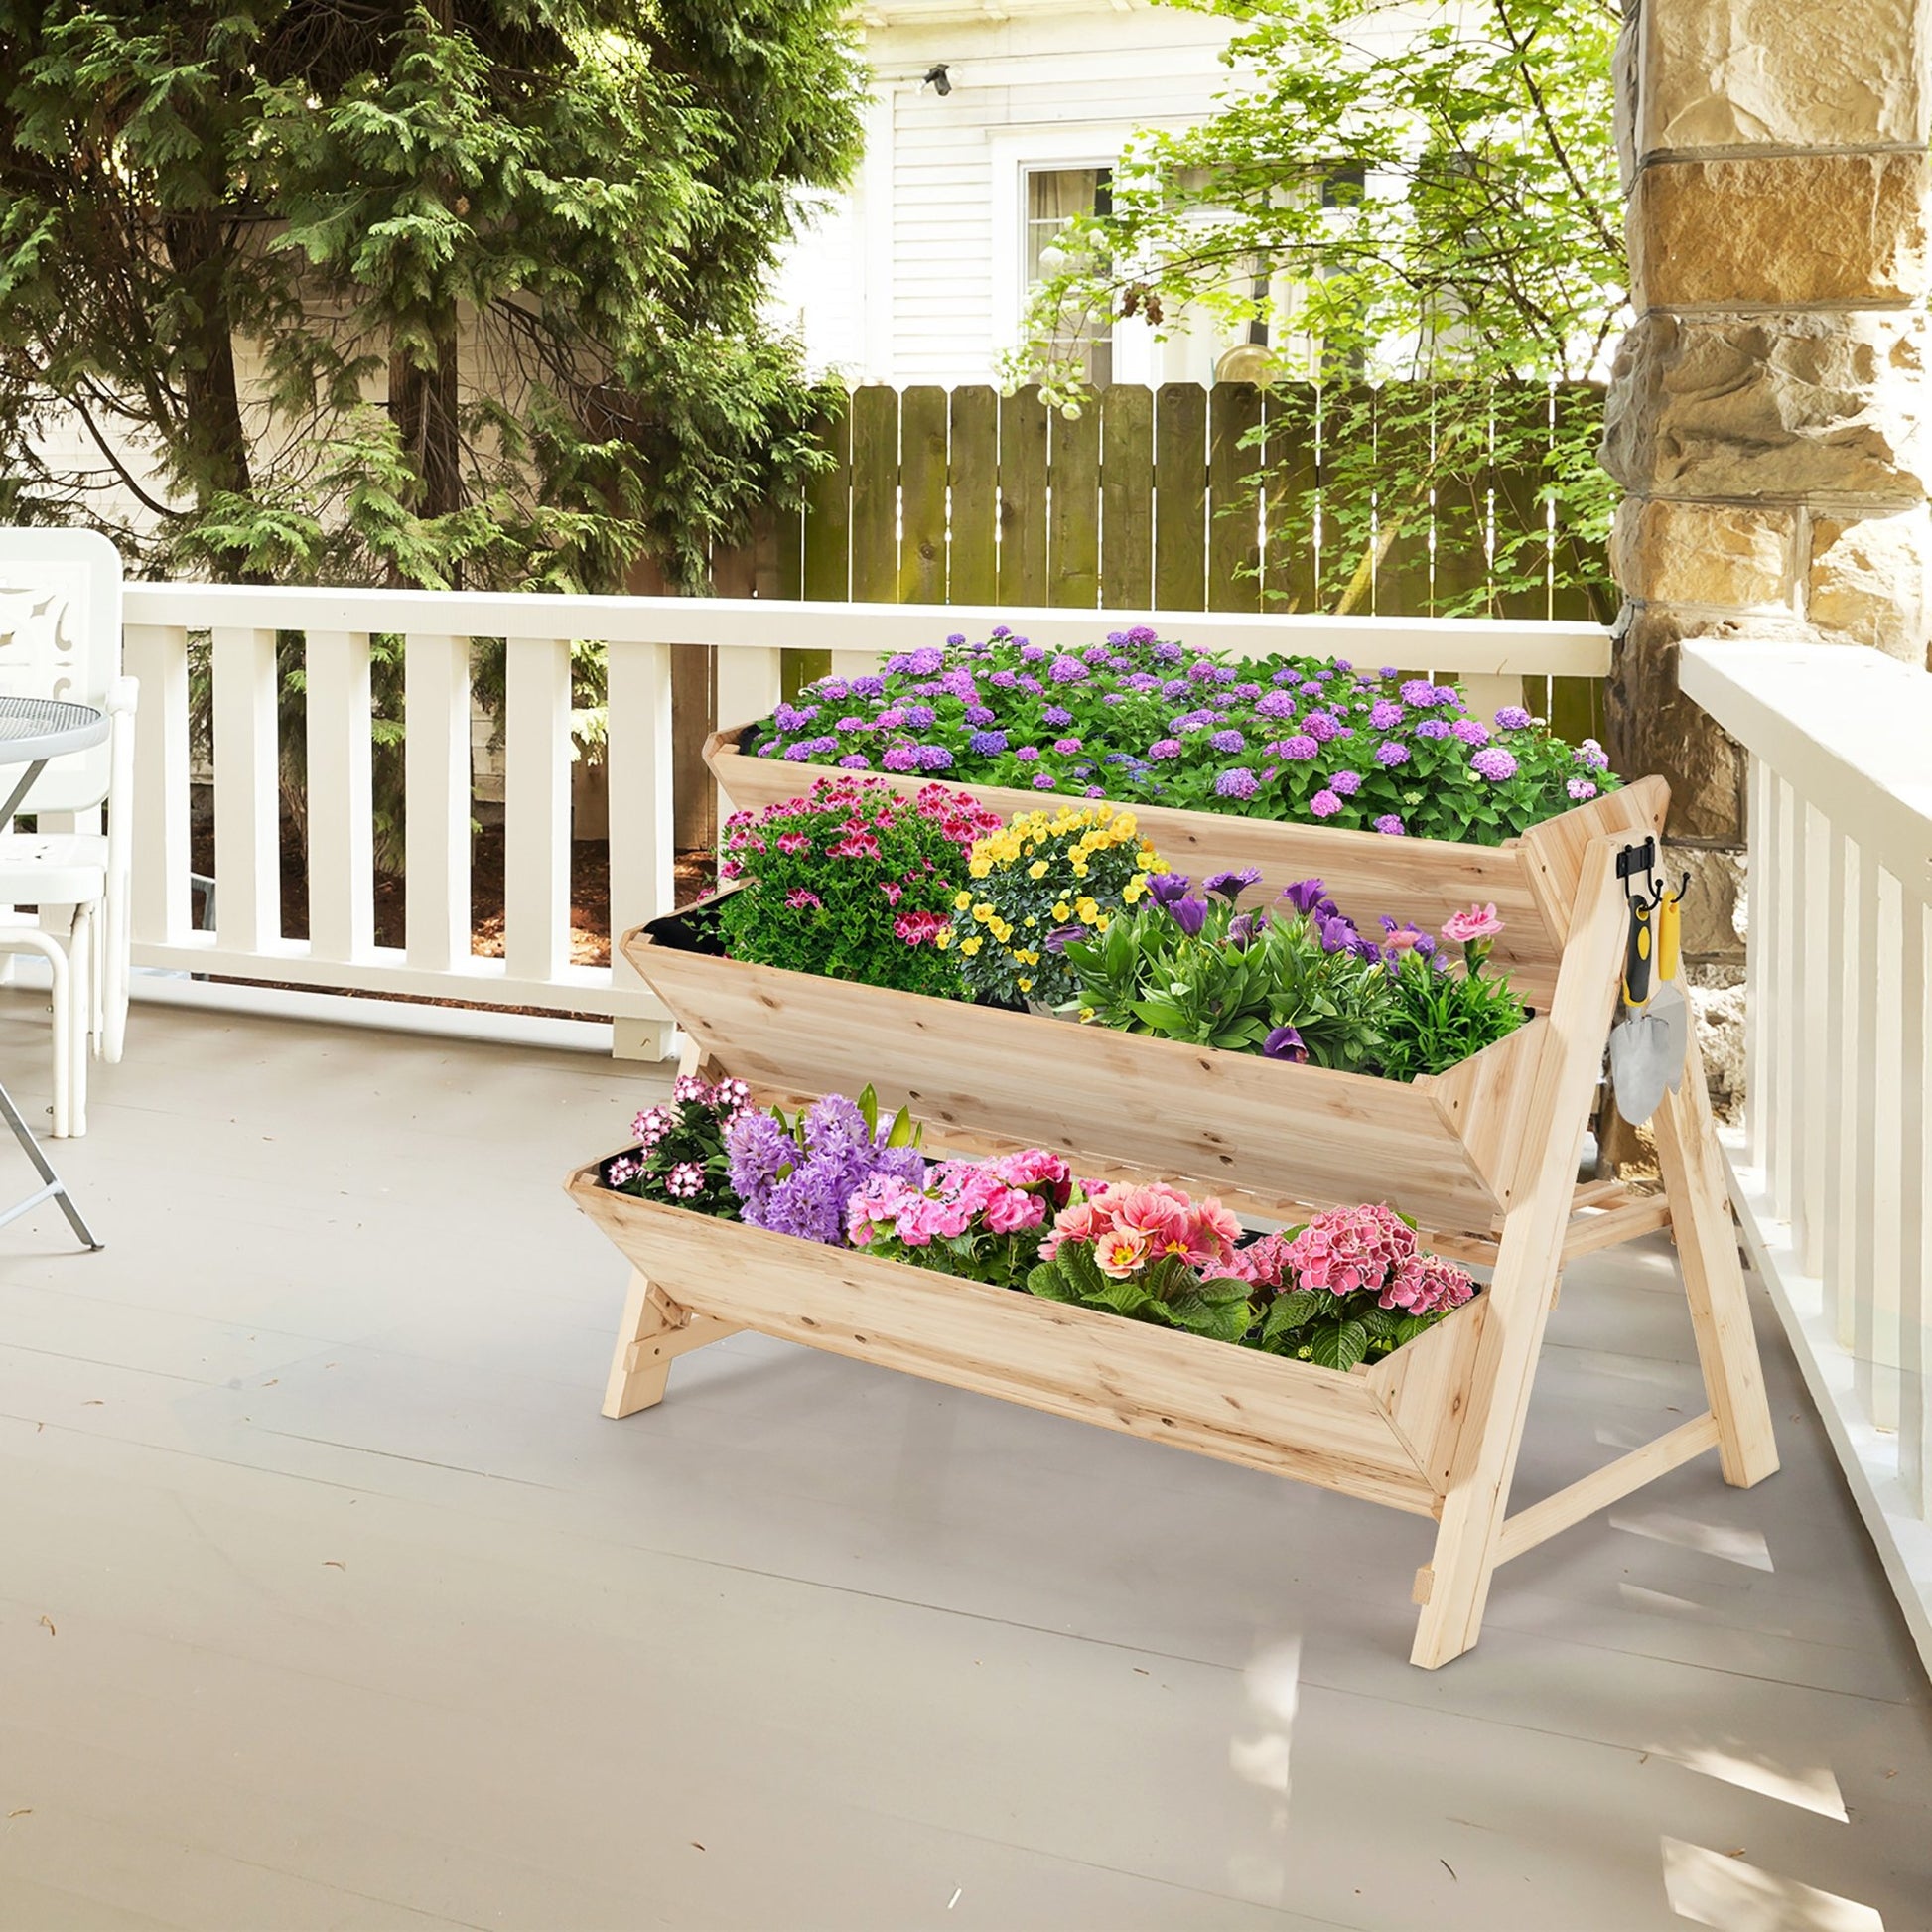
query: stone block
1601 311 1932 501
1807 504 1932 661
1610 498 1796 611
1631 153 1928 309
1642 0 1928 154
1607 605 1750 842
1665 842 1745 963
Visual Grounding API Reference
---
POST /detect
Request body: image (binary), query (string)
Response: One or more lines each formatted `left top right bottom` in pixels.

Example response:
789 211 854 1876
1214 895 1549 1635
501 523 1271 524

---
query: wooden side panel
572 1174 1440 1513
1517 772 1669 948
1368 1296 1488 1497
623 936 1505 1229
1420 1022 1550 1212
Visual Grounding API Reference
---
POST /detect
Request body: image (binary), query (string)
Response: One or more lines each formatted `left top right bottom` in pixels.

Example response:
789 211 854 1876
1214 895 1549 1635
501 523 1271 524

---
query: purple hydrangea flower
782 742 815 761
838 754 871 769
1379 665 1399 679
1255 689 1298 720
1148 738 1183 760
1376 740 1411 767
1450 718 1491 746
1369 699 1405 732
1042 705 1074 727
1048 655 1089 684
1568 777 1599 800
946 631 966 646
1494 705 1533 730
963 705 997 727
1152 640 1183 662
1415 719 1452 739
818 678 851 702
989 669 1018 689
1304 712 1342 744
901 703 936 729
968 730 1008 757
1033 772 1056 789
1052 737 1082 755
1400 678 1439 707
881 745 919 772
1328 769 1362 796
1577 738 1610 770
1279 733 1319 760
1014 745 1040 762
1215 768 1260 801
851 675 886 699
1472 747 1519 782
1373 814 1406 836
1209 729 1247 754
1310 788 1343 817
916 744 953 771
1232 682 1262 701
835 716 868 733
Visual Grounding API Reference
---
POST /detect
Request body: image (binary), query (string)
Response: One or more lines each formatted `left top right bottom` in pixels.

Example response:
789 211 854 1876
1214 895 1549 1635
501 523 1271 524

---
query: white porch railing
118 583 1609 1058
1681 637 1932 1672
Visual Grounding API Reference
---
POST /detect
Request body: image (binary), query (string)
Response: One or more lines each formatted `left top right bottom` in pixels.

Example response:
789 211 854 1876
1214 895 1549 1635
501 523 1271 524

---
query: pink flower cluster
1441 901 1504 945
849 1148 1074 1248
719 778 1001 883
633 1073 752 1149
1282 1204 1475 1315
1044 1180 1243 1279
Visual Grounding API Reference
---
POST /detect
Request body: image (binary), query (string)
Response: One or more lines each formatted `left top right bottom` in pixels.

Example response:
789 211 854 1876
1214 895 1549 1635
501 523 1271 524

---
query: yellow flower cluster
949 804 1169 1006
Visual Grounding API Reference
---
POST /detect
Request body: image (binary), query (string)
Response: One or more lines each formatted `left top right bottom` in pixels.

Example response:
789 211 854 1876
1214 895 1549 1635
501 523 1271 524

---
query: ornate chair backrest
0 528 124 816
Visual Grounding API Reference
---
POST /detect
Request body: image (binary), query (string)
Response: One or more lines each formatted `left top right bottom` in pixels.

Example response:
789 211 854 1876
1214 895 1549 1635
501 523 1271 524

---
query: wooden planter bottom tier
569 1166 1487 1516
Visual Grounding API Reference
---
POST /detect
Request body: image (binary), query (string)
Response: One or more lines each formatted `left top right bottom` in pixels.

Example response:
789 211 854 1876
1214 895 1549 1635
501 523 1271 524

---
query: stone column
1603 0 1932 992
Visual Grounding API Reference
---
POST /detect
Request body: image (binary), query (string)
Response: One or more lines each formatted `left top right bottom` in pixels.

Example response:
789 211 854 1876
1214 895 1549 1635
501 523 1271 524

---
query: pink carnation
1441 901 1504 944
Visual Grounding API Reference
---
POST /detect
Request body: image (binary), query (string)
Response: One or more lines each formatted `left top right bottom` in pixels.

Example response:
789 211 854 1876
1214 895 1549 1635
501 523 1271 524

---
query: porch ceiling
1 995 1928 1930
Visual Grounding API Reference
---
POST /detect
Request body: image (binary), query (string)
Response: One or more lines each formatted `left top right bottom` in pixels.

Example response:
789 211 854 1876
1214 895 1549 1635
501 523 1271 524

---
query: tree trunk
161 213 254 575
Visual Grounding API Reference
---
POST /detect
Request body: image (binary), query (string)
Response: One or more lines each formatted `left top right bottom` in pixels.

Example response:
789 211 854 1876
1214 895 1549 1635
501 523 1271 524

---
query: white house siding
771 1 1248 387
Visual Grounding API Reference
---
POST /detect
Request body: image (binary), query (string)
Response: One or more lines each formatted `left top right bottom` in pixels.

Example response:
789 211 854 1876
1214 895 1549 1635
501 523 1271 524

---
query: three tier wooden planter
574 758 1780 1668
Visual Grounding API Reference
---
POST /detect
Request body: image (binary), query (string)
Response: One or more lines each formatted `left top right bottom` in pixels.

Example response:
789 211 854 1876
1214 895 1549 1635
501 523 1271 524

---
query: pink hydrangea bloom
1283 1204 1418 1296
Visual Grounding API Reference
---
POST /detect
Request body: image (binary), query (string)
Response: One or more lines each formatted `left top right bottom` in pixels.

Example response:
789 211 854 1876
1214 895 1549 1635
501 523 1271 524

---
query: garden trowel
1609 883 1688 1128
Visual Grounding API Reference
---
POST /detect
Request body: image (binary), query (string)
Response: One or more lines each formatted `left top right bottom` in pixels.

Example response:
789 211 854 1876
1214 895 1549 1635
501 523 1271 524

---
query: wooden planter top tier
705 727 1667 1013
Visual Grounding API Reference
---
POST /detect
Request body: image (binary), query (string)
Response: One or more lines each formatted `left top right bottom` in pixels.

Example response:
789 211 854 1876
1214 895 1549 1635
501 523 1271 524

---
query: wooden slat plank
1430 391 1491 621
1047 400 1101 608
209 625 281 954
898 384 948 604
849 385 899 605
1372 384 1433 618
1494 1414 1722 1564
998 386 1049 606
947 385 1000 607
1099 384 1154 612
1206 382 1264 613
124 624 192 948
303 630 375 963
1153 383 1207 611
800 403 851 607
502 635 572 985
1261 383 1319 614
403 633 472 972
1561 1195 1672 1261
1319 384 1379 617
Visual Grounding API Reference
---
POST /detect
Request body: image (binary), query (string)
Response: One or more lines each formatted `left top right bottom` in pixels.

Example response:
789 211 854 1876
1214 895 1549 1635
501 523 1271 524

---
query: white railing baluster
1867 871 1905 1430
1742 756 1768 1173
1767 773 1798 1224
125 623 192 948
404 634 473 973
1822 821 1854 1340
210 626 282 955
305 631 375 963
1847 852 1882 1361
1900 892 1928 1511
716 646 784 738
607 637 676 1061
504 635 573 986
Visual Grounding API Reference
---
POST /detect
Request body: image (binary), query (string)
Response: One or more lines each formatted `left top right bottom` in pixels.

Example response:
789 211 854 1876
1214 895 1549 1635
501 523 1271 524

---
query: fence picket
948 386 999 605
801 406 852 603
1100 385 1154 612
1154 383 1207 611
899 385 949 604
125 623 192 948
1261 385 1318 614
1207 383 1264 614
404 633 473 973
1049 402 1102 608
304 630 375 963
850 385 899 605
998 387 1049 606
210 625 281 955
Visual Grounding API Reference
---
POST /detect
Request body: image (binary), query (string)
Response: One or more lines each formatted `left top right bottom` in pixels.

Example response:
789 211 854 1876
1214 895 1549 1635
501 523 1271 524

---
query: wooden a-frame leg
603 1269 738 1418
1412 839 1630 1670
1651 1024 1780 1487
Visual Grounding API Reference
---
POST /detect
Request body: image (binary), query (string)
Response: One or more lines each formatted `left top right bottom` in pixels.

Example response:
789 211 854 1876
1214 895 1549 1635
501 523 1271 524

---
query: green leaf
886 1104 920 1149
858 1083 879 1141
1262 1290 1321 1340
1059 1240 1110 1303
1307 1320 1370 1373
1088 1276 1157 1318
1027 1262 1082 1303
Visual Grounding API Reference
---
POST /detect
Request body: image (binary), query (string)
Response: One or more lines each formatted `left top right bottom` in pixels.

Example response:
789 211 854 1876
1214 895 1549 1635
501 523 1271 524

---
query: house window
1022 166 1114 386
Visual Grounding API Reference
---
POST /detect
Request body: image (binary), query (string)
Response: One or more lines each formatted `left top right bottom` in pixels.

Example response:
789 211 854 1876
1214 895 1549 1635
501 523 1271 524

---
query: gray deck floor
1 994 1928 1932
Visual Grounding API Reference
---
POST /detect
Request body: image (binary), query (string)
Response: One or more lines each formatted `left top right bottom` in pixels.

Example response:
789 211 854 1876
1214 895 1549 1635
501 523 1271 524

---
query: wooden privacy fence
758 380 1607 622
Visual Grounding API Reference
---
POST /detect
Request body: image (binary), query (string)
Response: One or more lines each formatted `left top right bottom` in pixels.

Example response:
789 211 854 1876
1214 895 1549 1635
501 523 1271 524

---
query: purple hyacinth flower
1203 866 1263 902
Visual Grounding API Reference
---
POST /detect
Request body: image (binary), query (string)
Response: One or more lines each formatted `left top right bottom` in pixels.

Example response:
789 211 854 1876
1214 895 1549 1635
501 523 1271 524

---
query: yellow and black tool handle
1621 897 1655 1010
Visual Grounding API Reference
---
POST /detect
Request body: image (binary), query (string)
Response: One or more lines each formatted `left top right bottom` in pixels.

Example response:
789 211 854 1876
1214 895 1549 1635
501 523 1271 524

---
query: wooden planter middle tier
705 726 1668 1013
623 919 1542 1235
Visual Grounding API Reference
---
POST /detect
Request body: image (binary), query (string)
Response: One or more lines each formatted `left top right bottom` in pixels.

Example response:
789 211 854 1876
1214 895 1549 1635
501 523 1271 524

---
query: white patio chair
0 530 128 1139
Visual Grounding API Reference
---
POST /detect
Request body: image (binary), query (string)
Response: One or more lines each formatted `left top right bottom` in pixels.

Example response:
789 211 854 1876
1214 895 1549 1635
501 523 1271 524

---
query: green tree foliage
1010 0 1623 618
0 0 865 590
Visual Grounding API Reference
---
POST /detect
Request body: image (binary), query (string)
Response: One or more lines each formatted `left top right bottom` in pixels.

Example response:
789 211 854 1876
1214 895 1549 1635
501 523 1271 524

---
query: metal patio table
0 695 107 1248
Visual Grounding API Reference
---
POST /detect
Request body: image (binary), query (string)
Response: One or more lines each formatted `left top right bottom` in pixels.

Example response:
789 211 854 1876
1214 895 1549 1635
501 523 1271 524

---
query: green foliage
1027 1249 1257 1343
0 0 865 589
1376 944 1529 1080
1008 0 1622 618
